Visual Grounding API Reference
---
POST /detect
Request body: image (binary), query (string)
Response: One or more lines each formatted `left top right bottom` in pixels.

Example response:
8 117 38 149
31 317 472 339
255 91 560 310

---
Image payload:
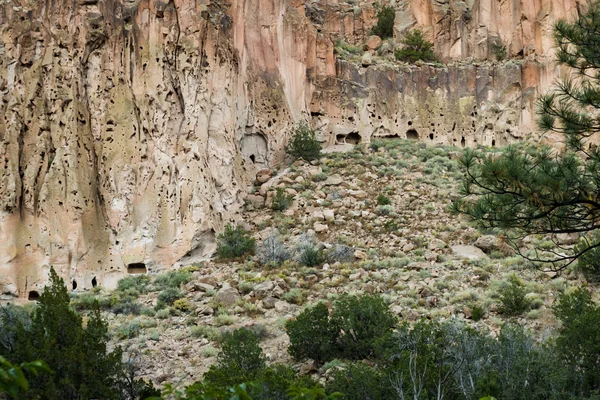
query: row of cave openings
27 263 149 301
336 127 496 148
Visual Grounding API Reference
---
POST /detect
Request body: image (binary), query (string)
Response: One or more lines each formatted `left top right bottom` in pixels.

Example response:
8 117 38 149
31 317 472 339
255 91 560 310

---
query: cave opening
28 291 40 301
407 129 419 140
72 280 77 290
127 263 147 274
249 154 256 163
461 136 466 147
92 277 97 287
491 139 496 147
345 132 361 144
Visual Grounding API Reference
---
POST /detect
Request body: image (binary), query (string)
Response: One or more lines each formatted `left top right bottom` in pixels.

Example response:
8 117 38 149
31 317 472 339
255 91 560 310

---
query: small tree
9 267 124 399
553 288 600 394
371 6 395 39
498 275 530 316
332 295 396 360
286 302 338 364
452 1 600 272
395 30 438 63
203 328 266 388
286 123 322 162
216 224 256 259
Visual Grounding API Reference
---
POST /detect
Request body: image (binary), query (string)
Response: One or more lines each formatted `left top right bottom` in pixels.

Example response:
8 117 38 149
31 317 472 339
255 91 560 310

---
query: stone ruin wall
0 0 578 296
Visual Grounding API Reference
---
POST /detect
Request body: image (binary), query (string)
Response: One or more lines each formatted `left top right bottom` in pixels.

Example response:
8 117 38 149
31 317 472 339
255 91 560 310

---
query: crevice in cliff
166 0 185 114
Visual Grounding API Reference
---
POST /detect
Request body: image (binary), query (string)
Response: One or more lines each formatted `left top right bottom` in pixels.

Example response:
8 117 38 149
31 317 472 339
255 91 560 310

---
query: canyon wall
0 0 578 296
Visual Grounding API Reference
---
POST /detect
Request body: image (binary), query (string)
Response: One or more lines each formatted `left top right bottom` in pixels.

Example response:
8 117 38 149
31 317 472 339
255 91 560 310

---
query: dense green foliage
286 124 322 162
0 357 48 398
371 6 395 39
286 294 396 364
394 30 438 63
216 224 256 259
553 288 600 394
286 303 338 364
159 328 341 399
453 1 600 271
0 268 155 400
157 291 600 399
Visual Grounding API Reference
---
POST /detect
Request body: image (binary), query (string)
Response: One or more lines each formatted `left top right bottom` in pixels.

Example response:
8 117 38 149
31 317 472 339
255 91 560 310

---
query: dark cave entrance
28 291 40 301
127 263 147 274
407 129 419 140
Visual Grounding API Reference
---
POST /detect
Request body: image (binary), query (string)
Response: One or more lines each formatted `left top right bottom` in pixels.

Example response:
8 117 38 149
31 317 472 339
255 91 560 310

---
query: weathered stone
256 169 273 184
451 245 489 260
314 222 329 233
324 174 343 186
366 35 382 50
213 287 241 308
246 194 266 209
474 235 502 253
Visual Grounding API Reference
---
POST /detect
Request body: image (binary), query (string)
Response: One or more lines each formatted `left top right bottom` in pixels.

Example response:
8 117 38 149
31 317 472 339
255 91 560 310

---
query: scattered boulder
253 281 275 299
246 194 265 209
213 287 240 307
366 35 383 50
451 245 489 260
314 222 328 233
324 174 343 186
256 169 273 184
474 235 502 253
361 52 373 66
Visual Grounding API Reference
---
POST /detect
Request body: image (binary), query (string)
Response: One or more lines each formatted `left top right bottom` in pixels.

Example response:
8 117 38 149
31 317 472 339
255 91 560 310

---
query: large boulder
451 245 489 260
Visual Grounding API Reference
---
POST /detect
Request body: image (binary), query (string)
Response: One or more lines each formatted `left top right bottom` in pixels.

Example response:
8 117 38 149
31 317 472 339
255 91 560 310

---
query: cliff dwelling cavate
406 129 419 140
241 134 268 168
28 291 40 301
127 263 147 274
336 132 361 145
72 280 77 290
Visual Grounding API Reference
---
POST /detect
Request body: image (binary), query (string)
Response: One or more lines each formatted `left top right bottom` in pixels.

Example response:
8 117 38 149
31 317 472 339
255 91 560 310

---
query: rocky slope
0 0 578 296
78 139 586 387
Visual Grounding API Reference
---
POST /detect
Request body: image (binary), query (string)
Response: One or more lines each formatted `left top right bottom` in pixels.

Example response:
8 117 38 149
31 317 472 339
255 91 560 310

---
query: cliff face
0 0 577 295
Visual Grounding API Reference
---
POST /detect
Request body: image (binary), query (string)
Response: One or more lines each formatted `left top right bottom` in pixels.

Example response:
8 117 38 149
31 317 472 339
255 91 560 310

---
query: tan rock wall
0 0 575 295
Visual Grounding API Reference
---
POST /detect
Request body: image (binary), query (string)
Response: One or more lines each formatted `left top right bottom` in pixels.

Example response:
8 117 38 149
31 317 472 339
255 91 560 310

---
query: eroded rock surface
0 0 576 295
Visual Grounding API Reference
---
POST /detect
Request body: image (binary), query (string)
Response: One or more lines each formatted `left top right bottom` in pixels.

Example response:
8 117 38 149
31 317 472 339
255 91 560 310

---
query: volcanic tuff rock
0 0 578 295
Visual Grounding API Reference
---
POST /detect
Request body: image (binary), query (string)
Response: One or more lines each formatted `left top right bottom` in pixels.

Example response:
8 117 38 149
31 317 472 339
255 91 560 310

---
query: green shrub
153 270 192 290
376 194 391 205
472 304 485 321
371 5 395 39
116 274 151 294
110 298 143 315
286 303 338 364
216 224 256 259
327 362 392 400
499 275 530 316
190 325 222 341
271 187 294 211
156 288 184 310
395 29 438 63
173 298 192 312
298 245 325 267
203 328 267 388
286 123 322 162
332 294 396 359
490 41 507 61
